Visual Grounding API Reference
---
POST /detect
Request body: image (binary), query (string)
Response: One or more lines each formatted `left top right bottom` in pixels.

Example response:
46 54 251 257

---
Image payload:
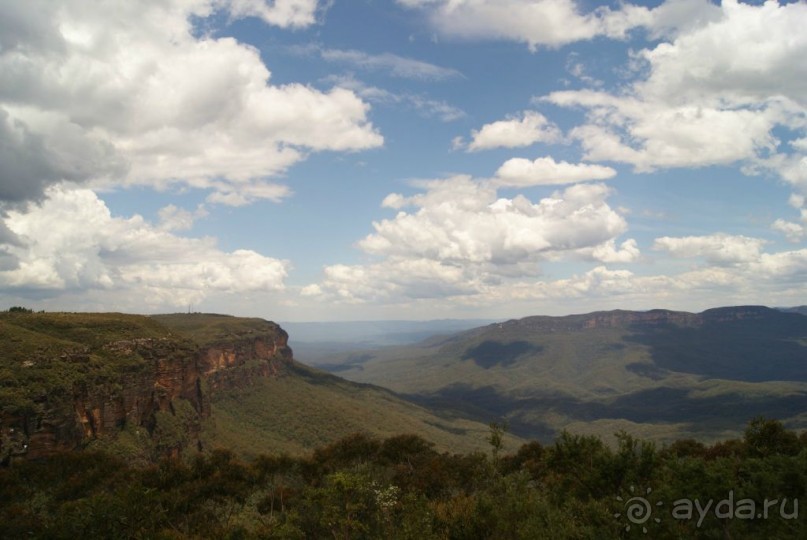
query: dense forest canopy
2 418 805 539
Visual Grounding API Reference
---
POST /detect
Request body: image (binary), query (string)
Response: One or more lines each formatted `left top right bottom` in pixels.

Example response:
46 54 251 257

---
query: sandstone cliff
0 313 293 463
496 305 778 332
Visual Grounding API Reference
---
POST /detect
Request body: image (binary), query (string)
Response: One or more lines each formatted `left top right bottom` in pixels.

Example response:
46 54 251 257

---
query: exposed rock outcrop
497 305 780 333
202 331 292 392
0 314 293 464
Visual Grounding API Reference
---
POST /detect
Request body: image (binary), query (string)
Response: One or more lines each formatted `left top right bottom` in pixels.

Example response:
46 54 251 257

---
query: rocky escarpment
201 332 292 392
0 313 293 464
496 305 785 332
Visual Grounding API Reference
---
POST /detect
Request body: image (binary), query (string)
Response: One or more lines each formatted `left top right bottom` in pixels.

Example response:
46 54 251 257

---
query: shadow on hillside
461 340 544 369
409 384 807 441
624 316 807 382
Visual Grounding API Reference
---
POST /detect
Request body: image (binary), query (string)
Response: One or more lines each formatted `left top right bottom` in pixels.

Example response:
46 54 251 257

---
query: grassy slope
330 308 807 444
154 313 522 457
203 362 521 459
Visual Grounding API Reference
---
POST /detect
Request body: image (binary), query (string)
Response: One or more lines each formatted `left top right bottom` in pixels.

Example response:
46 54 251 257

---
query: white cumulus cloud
545 91 783 172
0 186 289 308
541 0 807 194
360 178 628 264
0 0 382 207
397 0 653 50
463 111 562 151
653 233 767 265
306 175 638 302
771 219 805 243
493 156 616 187
226 0 321 28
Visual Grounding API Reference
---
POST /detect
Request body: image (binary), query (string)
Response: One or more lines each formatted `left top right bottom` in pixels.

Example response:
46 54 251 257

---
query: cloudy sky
0 0 805 321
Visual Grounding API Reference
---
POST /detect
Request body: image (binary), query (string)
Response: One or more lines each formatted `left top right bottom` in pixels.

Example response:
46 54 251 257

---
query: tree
744 417 800 458
487 421 508 461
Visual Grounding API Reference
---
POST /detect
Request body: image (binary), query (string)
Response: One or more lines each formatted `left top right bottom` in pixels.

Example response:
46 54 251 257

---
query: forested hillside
328 307 807 444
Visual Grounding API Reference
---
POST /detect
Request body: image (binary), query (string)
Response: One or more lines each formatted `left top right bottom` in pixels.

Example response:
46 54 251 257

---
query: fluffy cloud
545 91 783 172
307 175 637 302
586 236 807 305
306 176 807 307
0 0 381 207
499 250 795 306
493 156 616 187
541 1 807 188
749 249 807 283
772 219 805 243
653 234 767 265
587 239 640 264
0 108 123 205
307 258 483 303
308 242 807 311
640 0 722 40
226 0 321 28
157 204 209 232
635 1 807 107
462 111 562 151
362 178 627 263
0 186 289 308
771 193 807 243
397 0 653 49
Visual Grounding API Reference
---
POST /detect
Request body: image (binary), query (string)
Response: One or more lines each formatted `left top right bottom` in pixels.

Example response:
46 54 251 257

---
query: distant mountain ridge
778 305 807 316
330 305 807 444
478 305 800 332
282 319 501 344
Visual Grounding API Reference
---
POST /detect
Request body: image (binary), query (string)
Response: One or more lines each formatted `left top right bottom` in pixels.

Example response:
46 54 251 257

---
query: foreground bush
1 419 805 539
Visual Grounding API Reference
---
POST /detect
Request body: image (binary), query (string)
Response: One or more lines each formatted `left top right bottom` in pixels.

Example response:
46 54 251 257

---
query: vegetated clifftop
0 312 292 464
492 305 782 332
153 313 293 393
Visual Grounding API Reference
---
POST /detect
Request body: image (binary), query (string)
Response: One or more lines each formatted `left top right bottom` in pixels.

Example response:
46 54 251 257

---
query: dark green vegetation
2 418 805 539
0 310 518 462
152 313 287 347
1 308 805 537
325 306 807 444
0 311 188 418
153 313 521 456
202 361 520 458
0 310 219 464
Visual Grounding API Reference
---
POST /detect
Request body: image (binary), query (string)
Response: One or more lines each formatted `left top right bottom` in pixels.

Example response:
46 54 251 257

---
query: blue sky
0 0 805 320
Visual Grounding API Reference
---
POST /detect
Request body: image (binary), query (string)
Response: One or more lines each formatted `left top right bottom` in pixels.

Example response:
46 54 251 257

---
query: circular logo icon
614 486 663 533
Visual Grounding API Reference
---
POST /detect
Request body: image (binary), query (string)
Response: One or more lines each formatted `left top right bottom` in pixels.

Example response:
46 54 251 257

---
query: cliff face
501 306 781 332
0 314 293 463
202 331 292 392
581 309 700 329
